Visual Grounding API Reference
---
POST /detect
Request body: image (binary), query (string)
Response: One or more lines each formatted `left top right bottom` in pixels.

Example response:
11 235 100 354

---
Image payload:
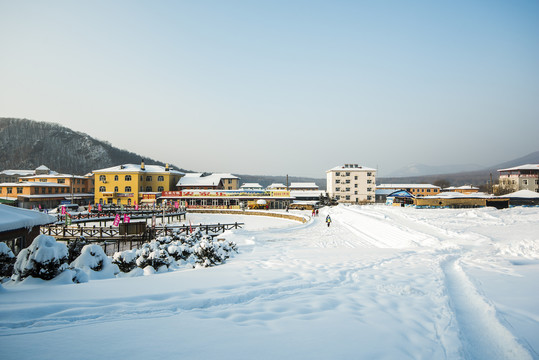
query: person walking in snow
326 214 332 227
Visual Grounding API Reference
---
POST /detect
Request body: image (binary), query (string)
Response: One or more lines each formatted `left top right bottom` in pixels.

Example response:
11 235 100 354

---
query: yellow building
92 161 184 206
376 184 441 197
0 181 71 208
442 185 480 194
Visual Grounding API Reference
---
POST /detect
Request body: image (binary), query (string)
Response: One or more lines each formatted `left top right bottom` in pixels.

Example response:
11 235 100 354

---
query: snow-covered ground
1 205 538 359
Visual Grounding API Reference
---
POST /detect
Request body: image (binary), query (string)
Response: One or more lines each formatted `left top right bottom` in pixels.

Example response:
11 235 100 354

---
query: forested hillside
0 118 186 175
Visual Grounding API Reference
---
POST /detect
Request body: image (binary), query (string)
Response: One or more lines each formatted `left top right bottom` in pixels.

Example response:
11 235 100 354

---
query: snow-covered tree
12 235 69 281
0 242 16 279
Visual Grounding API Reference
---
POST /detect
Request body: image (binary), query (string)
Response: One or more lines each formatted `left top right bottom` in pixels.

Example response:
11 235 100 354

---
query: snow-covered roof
327 165 377 172
502 190 539 199
0 204 56 233
177 173 237 187
0 169 35 176
20 174 87 180
93 164 184 175
377 184 440 189
241 183 263 188
267 183 287 189
35 165 50 171
498 164 539 172
423 192 494 199
289 182 319 189
0 182 69 187
443 185 479 191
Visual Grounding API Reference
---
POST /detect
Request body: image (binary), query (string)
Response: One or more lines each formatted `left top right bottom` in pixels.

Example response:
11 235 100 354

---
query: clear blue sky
1 0 538 177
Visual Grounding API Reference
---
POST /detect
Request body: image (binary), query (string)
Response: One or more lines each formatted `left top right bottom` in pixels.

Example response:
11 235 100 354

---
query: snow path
1 206 538 359
442 256 532 359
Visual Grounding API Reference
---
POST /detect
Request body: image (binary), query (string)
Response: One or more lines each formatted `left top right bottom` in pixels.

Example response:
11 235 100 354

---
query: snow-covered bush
12 235 69 281
67 237 88 263
112 249 138 273
0 242 16 279
136 241 173 270
71 244 119 279
114 231 238 274
192 236 238 267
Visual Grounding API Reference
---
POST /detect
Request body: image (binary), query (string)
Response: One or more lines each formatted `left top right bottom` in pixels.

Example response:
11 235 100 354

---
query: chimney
165 163 170 171
141 160 145 171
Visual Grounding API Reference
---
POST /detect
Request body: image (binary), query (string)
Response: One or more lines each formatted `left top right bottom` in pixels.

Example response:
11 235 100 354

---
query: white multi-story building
497 164 539 193
326 164 376 204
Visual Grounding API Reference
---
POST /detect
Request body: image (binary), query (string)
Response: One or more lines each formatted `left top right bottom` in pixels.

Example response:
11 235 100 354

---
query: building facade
93 162 184 206
497 164 539 193
326 164 376 204
177 173 240 191
376 184 441 197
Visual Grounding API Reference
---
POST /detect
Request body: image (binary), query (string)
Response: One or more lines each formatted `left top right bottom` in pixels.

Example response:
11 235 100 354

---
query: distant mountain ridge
379 150 539 187
0 118 188 175
1 117 536 189
0 118 327 189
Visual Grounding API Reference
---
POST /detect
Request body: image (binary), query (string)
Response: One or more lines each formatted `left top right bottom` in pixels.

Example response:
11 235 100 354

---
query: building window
345 195 350 200
228 179 232 184
523 180 528 185
41 188 46 194
125 175 132 181
99 186 106 192
58 179 65 184
77 179 81 184
157 186 164 192
145 186 152 192
146 176 152 181
367 172 372 176
336 179 340 184
427 189 431 193
99 175 106 182
40 179 47 182
346 180 350 184
354 184 358 188
336 187 340 192
336 195 341 200
354 176 358 180
17 187 23 194
55 187 59 193
114 175 119 181
367 187 372 192
125 186 132 192
367 180 372 184
61 188 65 193
158 176 164 182
367 196 372 200
345 172 350 176
354 191 358 195
336 172 340 176
346 187 350 192
48 188 52 194
114 186 119 192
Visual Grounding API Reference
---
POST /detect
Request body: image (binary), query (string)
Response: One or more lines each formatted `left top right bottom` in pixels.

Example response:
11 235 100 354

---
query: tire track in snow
441 256 532 359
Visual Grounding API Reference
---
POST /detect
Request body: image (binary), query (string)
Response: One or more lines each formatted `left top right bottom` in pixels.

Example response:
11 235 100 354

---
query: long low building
160 189 294 210
414 192 509 209
377 184 441 197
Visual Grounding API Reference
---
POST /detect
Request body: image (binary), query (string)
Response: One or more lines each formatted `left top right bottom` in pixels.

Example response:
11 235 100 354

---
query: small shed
0 204 56 254
386 190 415 206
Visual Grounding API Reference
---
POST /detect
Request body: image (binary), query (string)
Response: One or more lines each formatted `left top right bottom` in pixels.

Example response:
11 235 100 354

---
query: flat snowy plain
1 205 538 359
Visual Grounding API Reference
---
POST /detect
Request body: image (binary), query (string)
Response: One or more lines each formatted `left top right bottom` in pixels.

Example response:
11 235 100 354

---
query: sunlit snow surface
1 205 538 359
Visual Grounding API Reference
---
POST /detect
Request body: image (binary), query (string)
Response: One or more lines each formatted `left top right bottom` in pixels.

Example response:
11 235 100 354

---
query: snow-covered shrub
71 244 119 279
0 242 16 279
192 235 238 267
167 242 193 261
67 237 88 263
135 240 172 270
12 235 69 281
112 249 138 273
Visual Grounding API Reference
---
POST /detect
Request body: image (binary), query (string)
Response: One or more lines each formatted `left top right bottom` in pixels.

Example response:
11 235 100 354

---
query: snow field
1 205 538 359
